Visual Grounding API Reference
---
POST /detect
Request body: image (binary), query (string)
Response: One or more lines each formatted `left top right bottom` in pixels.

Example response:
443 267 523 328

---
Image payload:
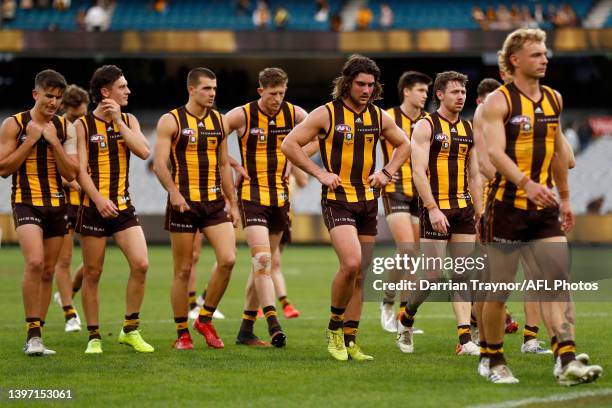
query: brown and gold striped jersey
64 185 80 206
381 107 425 197
168 106 225 203
239 101 295 207
11 111 68 207
320 99 382 203
424 111 473 210
489 83 560 210
79 112 133 210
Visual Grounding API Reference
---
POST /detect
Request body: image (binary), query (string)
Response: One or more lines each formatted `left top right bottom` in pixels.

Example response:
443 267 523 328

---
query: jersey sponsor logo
510 115 532 132
118 195 130 204
279 191 288 200
90 134 105 142
209 185 221 193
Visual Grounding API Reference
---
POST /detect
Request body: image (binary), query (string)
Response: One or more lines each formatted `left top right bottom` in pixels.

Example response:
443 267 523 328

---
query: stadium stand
568 135 612 215
1 0 596 31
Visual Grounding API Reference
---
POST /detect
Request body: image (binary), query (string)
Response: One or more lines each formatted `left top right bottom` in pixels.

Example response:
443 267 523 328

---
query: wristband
381 168 392 180
518 175 530 188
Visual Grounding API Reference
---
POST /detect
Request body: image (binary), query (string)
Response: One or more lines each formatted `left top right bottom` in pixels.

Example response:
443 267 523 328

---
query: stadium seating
2 0 593 31
568 135 612 215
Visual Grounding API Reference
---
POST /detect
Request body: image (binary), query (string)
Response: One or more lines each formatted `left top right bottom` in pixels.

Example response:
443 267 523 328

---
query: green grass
0 245 610 407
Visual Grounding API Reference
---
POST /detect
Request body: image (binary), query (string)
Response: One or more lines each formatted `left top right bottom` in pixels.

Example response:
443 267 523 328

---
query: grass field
0 244 610 407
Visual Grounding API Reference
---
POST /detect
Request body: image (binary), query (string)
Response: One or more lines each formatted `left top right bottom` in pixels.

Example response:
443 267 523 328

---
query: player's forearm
77 166 106 204
384 142 410 175
152 160 179 195
552 154 569 196
119 123 150 160
0 142 34 177
302 140 319 157
52 147 78 181
470 173 484 214
413 168 436 208
220 163 237 204
478 154 496 181
488 148 526 185
282 139 324 179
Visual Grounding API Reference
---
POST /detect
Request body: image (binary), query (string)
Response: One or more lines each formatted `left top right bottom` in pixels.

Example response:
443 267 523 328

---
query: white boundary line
467 388 612 408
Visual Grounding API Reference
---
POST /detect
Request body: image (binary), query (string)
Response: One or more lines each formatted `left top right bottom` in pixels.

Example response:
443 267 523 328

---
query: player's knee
25 257 44 274
130 257 148 276
218 252 236 272
55 257 71 272
85 270 102 284
174 264 191 282
340 258 361 278
41 266 55 283
252 252 272 276
271 252 281 271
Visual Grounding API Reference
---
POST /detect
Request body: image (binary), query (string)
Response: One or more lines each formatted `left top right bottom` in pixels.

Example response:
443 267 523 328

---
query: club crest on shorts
510 115 532 132
335 124 353 143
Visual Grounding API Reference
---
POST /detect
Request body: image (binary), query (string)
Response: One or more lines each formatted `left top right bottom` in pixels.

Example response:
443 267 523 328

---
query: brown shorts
238 199 289 233
420 204 476 240
66 203 79 231
12 203 67 239
321 198 378 236
382 192 419 217
76 204 140 237
165 198 229 233
485 200 564 243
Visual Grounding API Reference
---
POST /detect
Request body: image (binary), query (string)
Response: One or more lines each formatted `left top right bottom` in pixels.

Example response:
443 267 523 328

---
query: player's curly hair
498 28 546 75
332 54 382 101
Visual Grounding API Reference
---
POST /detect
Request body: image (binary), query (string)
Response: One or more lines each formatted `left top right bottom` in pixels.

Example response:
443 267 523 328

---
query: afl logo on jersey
335 124 353 143
250 127 266 143
182 128 197 143
510 115 532 132
434 133 448 142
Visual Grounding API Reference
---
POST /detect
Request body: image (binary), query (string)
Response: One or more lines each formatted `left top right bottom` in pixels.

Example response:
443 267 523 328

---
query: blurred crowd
472 3 579 30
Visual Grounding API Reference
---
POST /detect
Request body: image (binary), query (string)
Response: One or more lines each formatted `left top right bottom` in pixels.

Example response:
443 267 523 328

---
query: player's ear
100 86 110 99
257 87 264 97
32 88 38 100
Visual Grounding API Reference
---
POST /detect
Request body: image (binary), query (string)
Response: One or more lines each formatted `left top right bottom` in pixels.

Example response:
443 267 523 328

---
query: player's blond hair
498 28 546 74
